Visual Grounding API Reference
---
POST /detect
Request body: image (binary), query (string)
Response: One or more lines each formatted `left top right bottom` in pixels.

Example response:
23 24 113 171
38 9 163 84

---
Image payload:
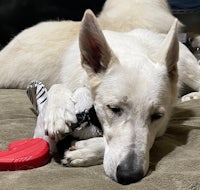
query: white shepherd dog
0 0 199 185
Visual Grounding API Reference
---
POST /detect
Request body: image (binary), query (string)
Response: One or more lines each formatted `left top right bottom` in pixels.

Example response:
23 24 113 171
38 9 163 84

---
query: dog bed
0 89 200 189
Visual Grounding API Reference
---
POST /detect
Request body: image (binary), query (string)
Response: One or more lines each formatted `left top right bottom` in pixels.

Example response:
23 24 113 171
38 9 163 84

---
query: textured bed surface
0 89 200 190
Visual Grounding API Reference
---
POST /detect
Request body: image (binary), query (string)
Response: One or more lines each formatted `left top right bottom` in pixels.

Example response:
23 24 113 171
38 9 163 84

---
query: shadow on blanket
150 107 197 172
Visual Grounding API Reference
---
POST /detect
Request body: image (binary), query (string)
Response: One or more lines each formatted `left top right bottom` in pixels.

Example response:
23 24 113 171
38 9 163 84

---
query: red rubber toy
0 138 51 171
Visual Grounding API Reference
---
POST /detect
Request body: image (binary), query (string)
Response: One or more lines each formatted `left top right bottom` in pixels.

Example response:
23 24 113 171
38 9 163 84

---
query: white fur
0 0 199 185
62 137 104 167
98 0 183 33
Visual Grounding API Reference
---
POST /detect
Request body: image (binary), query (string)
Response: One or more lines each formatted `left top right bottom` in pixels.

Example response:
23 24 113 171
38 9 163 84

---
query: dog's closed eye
107 105 123 115
150 107 165 122
151 112 164 122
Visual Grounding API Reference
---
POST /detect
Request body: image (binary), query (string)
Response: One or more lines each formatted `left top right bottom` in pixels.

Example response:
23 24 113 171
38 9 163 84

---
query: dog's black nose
116 164 144 185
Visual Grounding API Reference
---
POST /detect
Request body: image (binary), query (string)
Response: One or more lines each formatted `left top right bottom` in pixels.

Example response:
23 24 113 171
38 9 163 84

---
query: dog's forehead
96 30 170 106
99 58 168 106
108 54 167 86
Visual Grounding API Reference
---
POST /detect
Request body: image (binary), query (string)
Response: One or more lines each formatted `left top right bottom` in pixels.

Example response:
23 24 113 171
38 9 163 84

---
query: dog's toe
61 149 86 167
61 157 71 167
181 92 200 102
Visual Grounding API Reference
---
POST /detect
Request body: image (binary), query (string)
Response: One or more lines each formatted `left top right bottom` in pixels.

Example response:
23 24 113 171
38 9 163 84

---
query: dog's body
0 0 200 185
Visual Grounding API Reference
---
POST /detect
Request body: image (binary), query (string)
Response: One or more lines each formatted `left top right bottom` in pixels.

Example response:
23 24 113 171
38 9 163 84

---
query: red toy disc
0 138 51 171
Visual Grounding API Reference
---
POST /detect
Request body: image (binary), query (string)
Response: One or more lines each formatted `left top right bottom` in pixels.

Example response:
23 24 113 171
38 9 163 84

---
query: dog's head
79 10 179 184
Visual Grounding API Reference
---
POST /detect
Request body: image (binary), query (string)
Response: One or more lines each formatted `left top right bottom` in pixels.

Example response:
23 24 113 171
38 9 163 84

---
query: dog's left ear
79 9 112 78
158 19 179 82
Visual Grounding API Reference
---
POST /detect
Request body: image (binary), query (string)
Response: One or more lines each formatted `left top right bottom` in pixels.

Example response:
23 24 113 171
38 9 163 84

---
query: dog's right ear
79 9 112 79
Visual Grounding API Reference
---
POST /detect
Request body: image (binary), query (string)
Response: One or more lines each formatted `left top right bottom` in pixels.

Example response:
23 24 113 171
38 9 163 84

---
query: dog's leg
181 91 200 102
26 81 58 152
38 84 77 141
33 83 77 152
180 60 200 102
178 44 200 102
61 137 104 167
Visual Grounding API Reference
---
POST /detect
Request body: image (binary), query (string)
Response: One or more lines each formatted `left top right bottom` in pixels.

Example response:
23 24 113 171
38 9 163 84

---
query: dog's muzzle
116 152 144 185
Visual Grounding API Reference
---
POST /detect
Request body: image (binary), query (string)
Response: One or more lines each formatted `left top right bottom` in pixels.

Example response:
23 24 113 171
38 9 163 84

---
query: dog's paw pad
181 92 200 102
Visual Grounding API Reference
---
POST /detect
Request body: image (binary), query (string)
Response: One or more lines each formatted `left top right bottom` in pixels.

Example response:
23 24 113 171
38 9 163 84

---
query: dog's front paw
43 107 77 141
61 138 104 167
41 84 77 141
181 92 200 102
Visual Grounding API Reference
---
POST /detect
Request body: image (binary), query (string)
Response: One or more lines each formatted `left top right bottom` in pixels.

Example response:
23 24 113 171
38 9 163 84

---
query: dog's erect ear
158 19 179 82
79 9 112 78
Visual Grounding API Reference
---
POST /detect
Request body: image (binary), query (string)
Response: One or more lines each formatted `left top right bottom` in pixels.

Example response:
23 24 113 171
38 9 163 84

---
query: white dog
0 0 200 185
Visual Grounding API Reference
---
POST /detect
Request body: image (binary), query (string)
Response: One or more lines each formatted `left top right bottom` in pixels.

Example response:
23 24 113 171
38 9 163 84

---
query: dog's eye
107 105 122 115
151 112 164 122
